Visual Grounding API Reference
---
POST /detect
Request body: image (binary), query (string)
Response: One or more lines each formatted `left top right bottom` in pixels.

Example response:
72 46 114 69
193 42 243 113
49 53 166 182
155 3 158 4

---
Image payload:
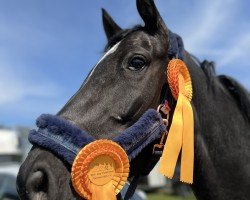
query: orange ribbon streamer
159 59 194 184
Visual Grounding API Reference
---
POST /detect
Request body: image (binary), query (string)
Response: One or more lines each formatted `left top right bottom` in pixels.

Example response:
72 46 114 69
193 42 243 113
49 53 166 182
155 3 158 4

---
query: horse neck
184 53 250 200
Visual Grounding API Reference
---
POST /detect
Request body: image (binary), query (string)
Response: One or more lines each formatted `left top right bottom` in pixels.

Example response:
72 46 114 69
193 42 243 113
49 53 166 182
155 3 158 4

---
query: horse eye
128 56 146 71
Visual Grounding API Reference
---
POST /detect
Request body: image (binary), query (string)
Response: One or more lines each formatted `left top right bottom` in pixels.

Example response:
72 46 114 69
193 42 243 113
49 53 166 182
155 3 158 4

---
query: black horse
17 0 250 199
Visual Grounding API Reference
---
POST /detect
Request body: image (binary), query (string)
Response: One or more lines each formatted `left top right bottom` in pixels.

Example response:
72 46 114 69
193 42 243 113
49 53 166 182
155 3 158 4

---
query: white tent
0 129 21 155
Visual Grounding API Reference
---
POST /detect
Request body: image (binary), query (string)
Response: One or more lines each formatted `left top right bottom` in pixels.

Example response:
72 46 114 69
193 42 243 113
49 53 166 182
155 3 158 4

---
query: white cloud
217 34 250 67
176 0 250 83
0 13 63 107
0 61 60 105
185 0 237 52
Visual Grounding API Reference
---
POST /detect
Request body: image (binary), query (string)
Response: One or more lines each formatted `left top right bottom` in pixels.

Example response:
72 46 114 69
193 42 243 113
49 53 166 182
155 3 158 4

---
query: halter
28 31 191 200
29 109 167 199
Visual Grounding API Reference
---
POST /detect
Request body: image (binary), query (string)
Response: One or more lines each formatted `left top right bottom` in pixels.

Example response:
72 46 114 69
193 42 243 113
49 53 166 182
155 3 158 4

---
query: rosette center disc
71 140 130 200
88 155 116 186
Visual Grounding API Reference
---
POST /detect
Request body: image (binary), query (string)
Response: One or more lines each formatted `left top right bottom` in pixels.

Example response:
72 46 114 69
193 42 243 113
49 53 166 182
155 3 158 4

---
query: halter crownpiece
159 59 194 184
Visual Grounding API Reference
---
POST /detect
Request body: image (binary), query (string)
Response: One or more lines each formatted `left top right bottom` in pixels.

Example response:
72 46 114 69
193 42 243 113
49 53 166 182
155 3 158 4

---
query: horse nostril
30 171 47 191
26 170 48 199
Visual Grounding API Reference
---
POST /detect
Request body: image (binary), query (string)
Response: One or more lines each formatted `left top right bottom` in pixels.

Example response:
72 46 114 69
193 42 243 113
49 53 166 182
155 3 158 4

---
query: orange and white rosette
159 59 194 184
71 140 129 200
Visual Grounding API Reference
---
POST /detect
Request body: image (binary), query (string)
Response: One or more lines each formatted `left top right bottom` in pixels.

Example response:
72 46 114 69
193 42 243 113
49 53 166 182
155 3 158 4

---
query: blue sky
0 0 249 127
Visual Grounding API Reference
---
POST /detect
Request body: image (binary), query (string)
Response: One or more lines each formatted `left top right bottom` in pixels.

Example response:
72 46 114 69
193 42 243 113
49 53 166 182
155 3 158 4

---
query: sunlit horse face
17 0 170 199
58 14 169 139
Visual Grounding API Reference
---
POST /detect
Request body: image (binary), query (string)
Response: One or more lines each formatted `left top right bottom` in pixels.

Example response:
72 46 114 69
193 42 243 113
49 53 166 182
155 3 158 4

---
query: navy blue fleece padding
113 109 166 161
29 109 166 165
36 114 95 146
29 129 83 164
29 114 95 164
168 31 185 60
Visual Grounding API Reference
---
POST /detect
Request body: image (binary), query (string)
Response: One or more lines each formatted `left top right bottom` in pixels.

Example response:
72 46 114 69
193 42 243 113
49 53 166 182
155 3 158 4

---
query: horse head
17 1 173 199
16 0 250 199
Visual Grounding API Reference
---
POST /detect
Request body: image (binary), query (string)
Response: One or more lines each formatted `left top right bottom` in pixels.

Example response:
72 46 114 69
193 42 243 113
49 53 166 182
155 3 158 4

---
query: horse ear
102 8 122 40
136 0 167 34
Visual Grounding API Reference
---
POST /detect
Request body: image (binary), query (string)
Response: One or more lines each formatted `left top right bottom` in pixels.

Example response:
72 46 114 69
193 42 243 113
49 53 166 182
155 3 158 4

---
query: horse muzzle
27 109 166 199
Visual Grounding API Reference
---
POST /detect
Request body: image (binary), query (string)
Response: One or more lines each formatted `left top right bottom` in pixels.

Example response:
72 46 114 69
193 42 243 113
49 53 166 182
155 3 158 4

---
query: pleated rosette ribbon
71 140 129 200
159 59 194 184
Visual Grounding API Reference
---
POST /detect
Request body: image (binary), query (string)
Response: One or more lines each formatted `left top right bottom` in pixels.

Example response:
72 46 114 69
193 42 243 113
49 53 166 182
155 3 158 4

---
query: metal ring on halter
157 104 170 127
157 104 162 113
162 119 169 127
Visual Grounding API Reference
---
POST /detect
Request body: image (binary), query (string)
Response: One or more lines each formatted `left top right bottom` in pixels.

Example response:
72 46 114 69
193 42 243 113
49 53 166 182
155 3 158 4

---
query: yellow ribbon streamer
159 59 194 184
91 182 116 200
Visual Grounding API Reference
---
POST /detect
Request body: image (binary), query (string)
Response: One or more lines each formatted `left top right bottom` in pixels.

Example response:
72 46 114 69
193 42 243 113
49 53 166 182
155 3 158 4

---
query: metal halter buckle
153 102 171 155
152 131 168 155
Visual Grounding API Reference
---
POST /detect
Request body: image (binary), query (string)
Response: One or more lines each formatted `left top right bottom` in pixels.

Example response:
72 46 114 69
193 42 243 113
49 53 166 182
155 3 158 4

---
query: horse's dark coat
105 27 184 60
17 0 250 200
218 75 250 122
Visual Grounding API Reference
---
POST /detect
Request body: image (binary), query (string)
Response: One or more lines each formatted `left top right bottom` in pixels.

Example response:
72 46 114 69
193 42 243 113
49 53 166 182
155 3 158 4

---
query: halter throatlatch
159 59 194 184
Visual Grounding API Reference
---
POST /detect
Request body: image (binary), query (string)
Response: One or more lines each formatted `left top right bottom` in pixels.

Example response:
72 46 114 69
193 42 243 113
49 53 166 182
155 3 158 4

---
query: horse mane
200 60 250 122
218 75 250 122
200 60 216 85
